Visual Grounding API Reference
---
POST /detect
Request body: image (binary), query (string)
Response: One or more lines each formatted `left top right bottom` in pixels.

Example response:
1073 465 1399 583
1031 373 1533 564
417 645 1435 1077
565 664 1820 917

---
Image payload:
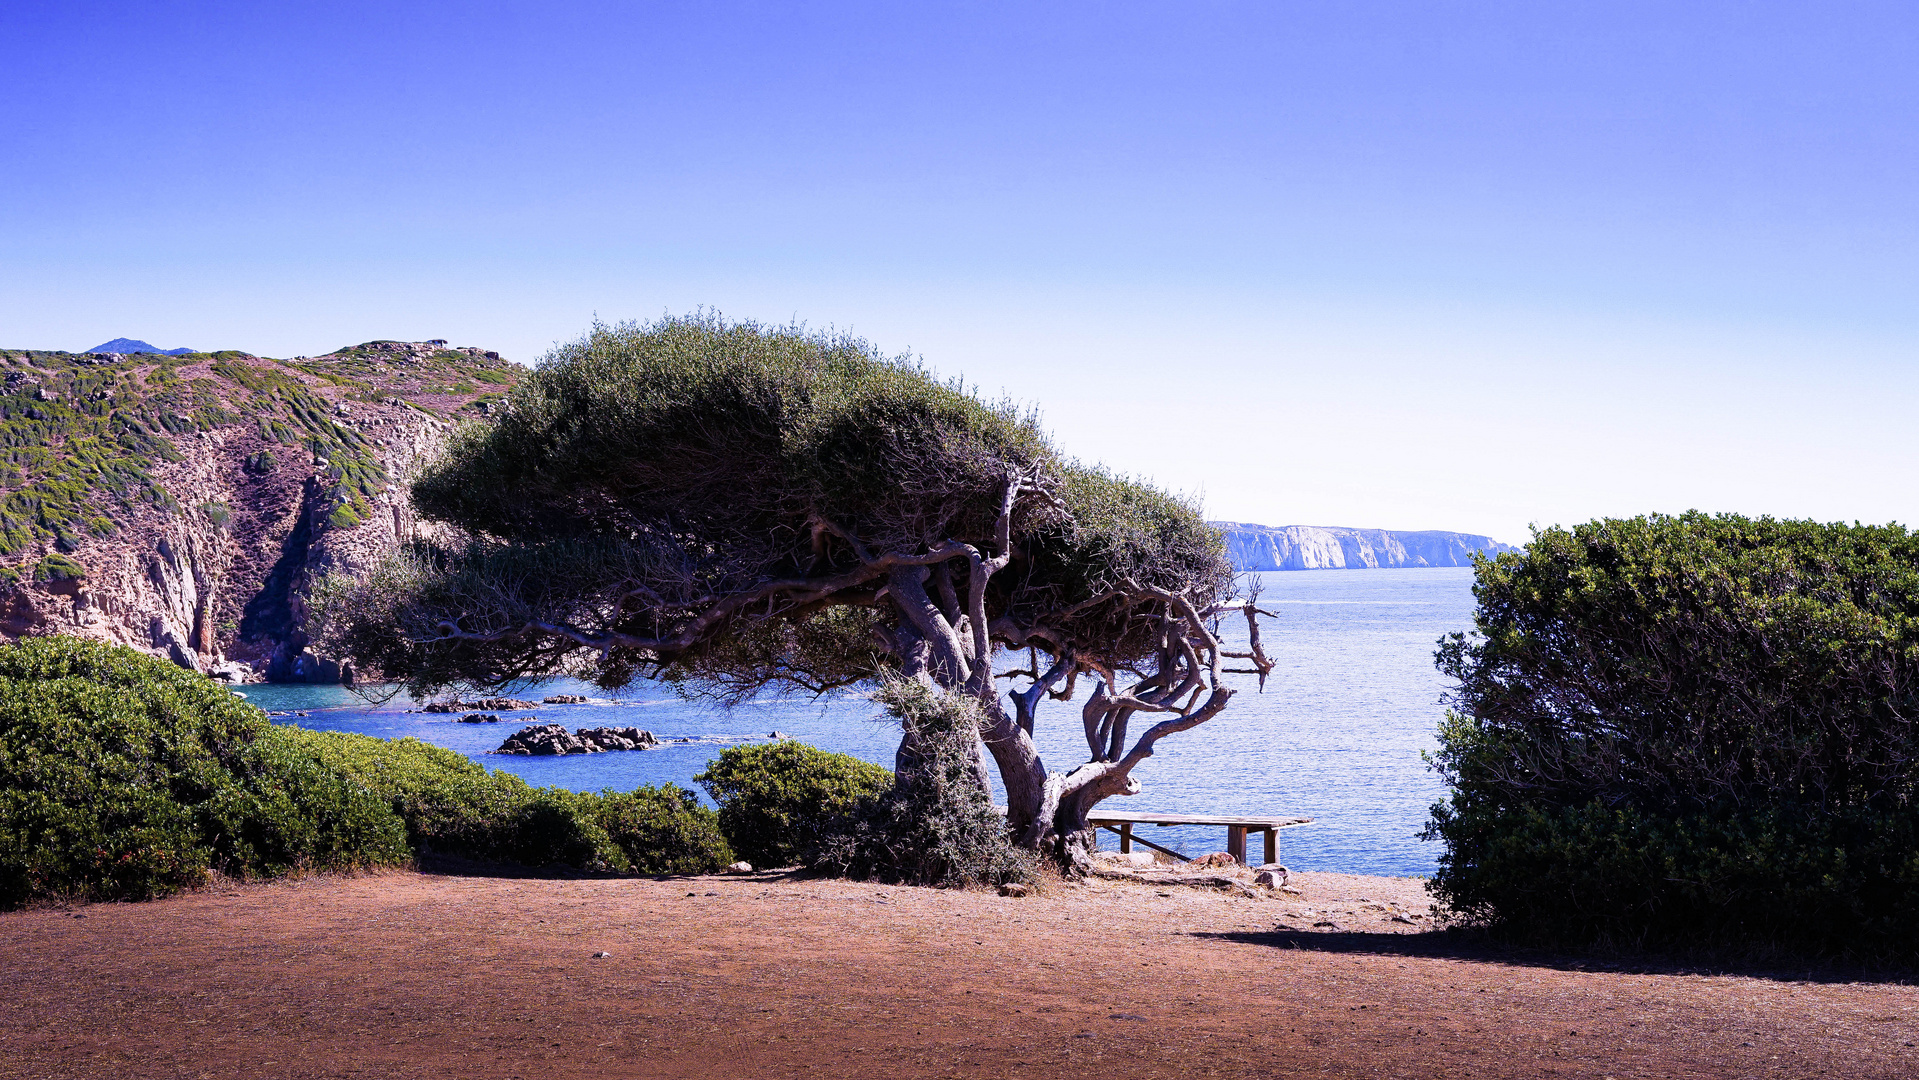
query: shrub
267 727 623 870
1428 513 1919 955
813 680 1034 888
0 638 409 908
695 741 892 868
594 784 732 874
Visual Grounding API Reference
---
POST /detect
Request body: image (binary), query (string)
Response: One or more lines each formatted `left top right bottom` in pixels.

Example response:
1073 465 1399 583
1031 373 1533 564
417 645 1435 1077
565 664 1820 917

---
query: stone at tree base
725 861 753 874
1094 851 1156 868
998 883 1030 897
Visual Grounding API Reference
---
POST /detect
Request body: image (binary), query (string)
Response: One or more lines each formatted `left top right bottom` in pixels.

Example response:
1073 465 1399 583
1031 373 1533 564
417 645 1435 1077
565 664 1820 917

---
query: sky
4 1 1917 544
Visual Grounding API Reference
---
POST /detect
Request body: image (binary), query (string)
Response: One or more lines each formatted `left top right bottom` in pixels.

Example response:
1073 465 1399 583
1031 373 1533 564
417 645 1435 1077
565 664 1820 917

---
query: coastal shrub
268 727 728 873
813 680 1033 888
268 727 622 870
0 638 409 908
594 784 732 874
1427 513 1919 955
695 741 892 868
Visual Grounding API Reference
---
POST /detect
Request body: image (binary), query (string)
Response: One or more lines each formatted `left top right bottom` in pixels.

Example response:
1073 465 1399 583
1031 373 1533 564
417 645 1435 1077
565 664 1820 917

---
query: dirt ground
3 867 1915 1079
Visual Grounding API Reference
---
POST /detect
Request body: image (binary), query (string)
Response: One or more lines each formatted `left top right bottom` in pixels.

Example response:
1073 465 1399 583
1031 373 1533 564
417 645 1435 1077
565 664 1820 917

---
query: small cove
255 566 1475 876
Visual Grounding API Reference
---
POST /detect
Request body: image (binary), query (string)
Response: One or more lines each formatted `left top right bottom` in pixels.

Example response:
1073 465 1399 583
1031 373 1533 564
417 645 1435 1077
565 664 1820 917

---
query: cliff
1212 522 1516 571
0 340 519 682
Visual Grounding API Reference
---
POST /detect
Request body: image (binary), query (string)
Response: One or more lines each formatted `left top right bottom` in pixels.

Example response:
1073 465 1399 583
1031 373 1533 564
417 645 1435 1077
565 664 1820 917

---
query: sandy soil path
2 868 1914 1079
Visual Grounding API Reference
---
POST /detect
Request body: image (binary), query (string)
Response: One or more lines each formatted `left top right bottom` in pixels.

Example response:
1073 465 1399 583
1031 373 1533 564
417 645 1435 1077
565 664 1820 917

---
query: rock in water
492 724 657 755
457 713 502 724
425 697 537 713
543 694 589 704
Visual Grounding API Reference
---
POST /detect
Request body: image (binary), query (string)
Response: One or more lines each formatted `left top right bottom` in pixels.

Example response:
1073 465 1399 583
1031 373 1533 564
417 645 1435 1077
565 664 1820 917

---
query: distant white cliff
1211 522 1517 571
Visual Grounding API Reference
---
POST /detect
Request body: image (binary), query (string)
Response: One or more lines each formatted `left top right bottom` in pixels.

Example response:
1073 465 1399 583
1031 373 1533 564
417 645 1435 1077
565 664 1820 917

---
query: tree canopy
318 314 1269 857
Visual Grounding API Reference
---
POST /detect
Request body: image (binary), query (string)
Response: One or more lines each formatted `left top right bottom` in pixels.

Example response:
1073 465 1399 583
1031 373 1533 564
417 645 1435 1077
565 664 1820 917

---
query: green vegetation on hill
0 638 727 909
0 344 519 573
1428 513 1919 957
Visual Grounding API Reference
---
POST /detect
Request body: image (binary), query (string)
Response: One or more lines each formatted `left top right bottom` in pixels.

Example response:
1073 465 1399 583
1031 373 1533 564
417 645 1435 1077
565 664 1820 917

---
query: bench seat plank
1085 812 1313 829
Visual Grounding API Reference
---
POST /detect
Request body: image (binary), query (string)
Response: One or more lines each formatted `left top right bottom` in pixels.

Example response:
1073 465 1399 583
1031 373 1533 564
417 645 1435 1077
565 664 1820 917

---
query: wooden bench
1088 811 1313 865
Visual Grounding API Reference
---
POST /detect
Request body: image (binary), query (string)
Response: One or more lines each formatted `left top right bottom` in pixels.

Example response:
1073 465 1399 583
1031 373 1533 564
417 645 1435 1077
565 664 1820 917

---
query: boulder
206 660 255 684
458 713 502 724
492 724 656 755
493 723 589 755
1094 851 1157 868
725 861 754 874
1192 852 1238 868
424 697 538 713
577 726 656 752
1253 867 1290 889
543 694 589 704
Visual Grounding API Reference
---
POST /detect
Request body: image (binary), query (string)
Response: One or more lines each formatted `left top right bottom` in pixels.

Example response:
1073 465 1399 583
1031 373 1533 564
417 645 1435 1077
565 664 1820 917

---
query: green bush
1428 513 1919 955
695 741 892 868
813 680 1033 888
270 728 729 873
594 784 732 874
0 638 409 908
0 638 736 908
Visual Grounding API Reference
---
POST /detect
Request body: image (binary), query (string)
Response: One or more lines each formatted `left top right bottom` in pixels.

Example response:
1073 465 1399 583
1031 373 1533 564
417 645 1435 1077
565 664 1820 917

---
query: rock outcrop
1211 523 1516 571
0 341 519 681
492 724 658 756
424 697 537 713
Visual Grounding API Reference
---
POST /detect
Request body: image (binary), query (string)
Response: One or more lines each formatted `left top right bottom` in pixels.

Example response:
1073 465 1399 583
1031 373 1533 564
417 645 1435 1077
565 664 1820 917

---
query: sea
249 566 1477 877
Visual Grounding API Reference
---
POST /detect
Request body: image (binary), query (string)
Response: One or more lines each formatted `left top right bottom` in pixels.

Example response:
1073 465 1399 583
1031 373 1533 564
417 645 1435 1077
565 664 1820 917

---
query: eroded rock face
0 342 519 683
491 724 658 756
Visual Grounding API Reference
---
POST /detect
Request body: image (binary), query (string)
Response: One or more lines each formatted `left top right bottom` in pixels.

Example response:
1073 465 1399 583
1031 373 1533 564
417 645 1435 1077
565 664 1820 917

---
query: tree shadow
1193 926 1919 987
412 849 812 884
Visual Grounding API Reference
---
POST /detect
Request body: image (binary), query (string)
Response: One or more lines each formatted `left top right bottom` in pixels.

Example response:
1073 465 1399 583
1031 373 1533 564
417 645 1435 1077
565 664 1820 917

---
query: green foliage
413 314 1056 553
32 553 85 582
695 740 893 868
814 680 1034 887
327 315 1232 697
594 785 732 874
1428 513 1919 955
0 637 727 908
0 345 519 575
0 638 409 908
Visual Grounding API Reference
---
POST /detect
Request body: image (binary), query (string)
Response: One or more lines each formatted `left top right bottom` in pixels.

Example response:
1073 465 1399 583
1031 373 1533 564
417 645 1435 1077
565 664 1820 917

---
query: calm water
252 567 1476 876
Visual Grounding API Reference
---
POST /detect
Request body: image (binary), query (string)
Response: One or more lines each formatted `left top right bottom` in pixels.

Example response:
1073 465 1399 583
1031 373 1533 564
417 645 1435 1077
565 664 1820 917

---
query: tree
317 314 1272 863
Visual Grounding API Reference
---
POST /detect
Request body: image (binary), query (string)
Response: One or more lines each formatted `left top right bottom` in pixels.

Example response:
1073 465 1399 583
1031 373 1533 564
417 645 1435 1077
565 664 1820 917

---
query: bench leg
1120 823 1133 854
1228 826 1246 864
1264 827 1278 866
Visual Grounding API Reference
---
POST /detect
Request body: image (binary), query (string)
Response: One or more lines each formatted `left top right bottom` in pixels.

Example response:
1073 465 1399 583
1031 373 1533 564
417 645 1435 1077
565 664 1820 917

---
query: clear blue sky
5 1 1916 543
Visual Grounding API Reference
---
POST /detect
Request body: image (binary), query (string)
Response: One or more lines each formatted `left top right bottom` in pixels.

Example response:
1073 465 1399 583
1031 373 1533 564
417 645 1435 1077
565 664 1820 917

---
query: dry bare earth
2 869 1915 1079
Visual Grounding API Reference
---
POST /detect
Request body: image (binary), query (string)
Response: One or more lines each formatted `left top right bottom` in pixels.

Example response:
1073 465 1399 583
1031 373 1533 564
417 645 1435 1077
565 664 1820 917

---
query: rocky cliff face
1212 522 1516 571
0 341 518 681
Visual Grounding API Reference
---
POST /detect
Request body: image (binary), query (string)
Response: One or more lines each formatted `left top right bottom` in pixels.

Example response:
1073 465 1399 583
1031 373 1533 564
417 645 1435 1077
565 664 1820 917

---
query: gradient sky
5 1 1916 543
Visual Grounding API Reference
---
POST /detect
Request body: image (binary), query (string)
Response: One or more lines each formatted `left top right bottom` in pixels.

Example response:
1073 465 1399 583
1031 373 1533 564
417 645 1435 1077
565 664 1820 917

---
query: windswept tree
317 315 1272 862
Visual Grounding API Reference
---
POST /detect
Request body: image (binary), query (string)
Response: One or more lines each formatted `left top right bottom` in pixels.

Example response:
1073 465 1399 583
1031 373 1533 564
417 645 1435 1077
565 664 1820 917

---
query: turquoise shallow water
252 566 1475 876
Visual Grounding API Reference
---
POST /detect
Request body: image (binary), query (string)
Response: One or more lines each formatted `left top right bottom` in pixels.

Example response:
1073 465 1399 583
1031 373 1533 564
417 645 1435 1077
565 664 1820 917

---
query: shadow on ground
1196 926 1919 987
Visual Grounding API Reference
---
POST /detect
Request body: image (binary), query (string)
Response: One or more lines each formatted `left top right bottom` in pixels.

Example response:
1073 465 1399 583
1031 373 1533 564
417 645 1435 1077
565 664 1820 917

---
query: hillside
1213 522 1515 570
0 340 519 681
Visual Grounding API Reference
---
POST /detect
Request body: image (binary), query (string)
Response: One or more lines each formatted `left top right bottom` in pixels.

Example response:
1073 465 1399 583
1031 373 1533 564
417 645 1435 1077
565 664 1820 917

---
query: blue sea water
250 567 1476 876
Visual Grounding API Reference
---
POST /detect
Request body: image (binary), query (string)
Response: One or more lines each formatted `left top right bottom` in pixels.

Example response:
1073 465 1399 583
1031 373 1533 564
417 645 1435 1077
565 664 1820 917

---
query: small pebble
592 951 612 959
